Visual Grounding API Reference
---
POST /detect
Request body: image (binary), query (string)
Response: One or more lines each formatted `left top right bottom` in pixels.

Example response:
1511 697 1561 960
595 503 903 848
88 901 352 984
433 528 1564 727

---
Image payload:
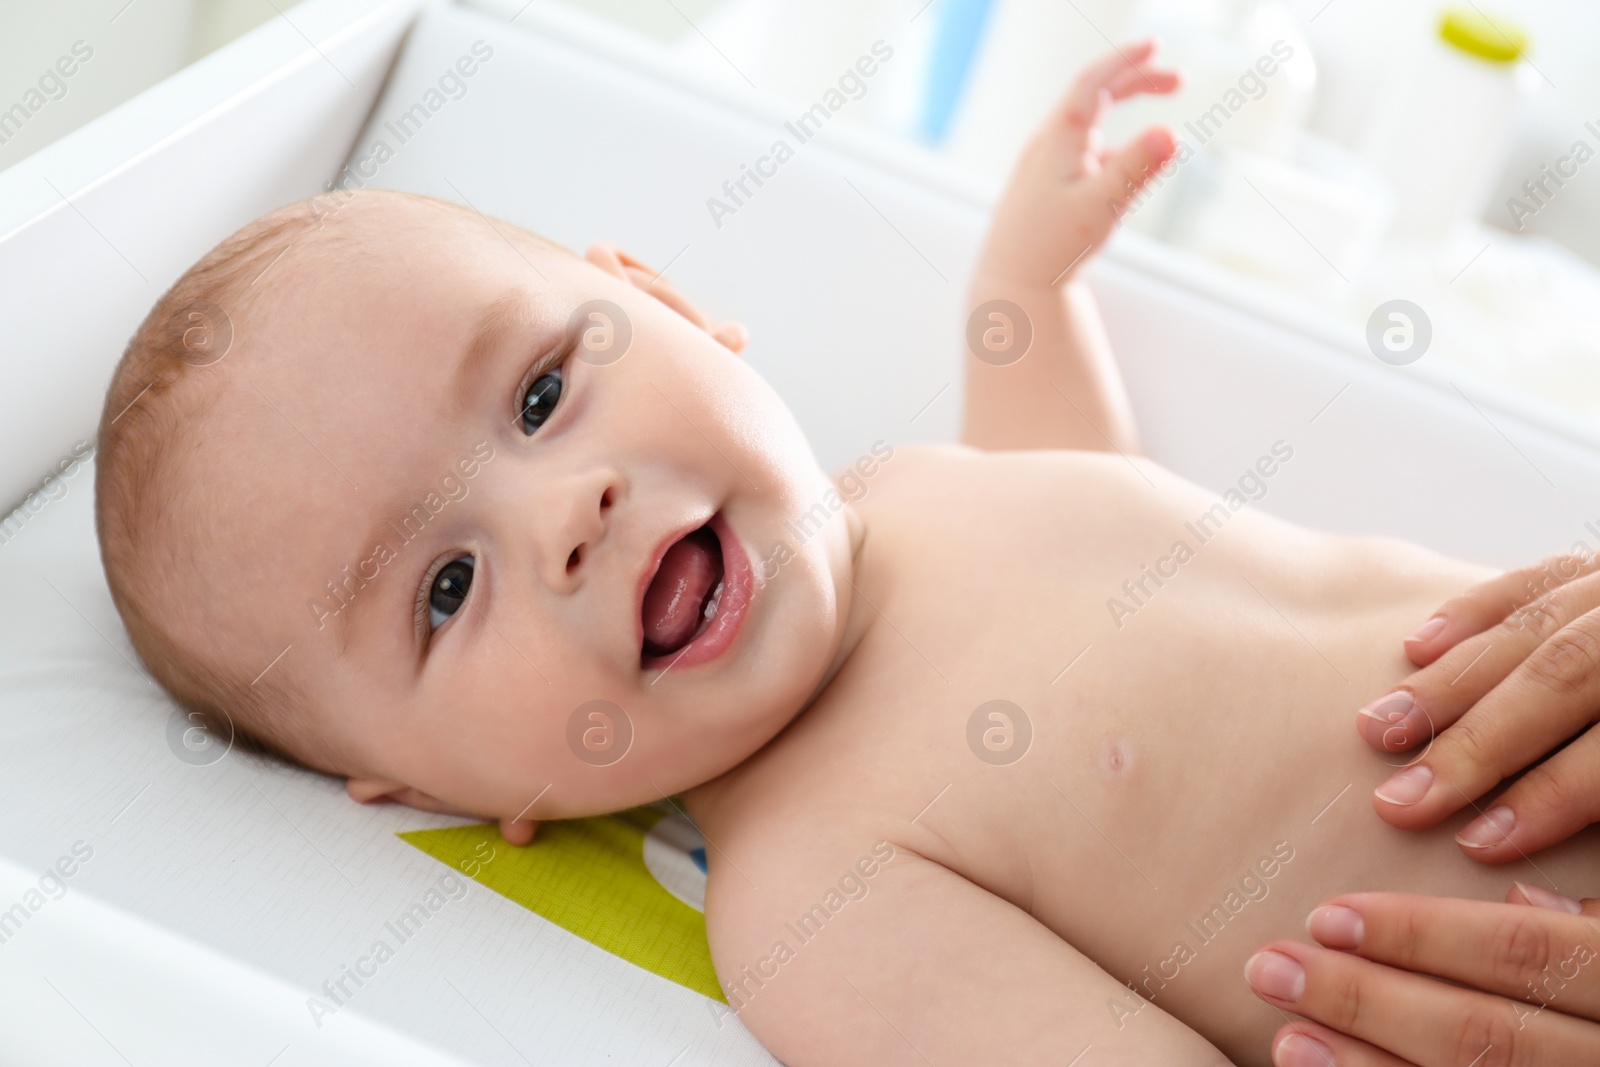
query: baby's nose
535 467 621 591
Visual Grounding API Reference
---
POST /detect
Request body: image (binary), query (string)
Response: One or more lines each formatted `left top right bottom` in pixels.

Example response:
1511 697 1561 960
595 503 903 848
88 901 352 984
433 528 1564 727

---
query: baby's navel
1100 738 1132 777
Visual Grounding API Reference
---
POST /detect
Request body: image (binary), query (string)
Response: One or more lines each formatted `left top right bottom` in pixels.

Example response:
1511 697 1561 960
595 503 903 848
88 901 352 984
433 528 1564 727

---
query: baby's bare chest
719 448 1504 1057
791 447 1479 949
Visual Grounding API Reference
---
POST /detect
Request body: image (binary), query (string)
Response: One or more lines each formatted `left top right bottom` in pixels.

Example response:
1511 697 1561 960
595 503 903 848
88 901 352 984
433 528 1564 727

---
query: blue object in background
919 0 995 144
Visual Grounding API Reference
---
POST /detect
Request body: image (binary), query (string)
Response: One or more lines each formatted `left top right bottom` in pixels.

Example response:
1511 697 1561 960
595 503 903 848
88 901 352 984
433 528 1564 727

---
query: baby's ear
346 776 467 813
583 242 748 355
345 778 539 846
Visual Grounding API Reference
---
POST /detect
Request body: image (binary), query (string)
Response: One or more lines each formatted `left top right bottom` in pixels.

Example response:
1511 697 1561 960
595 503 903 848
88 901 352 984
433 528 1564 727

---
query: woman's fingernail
1358 690 1413 722
1358 691 1424 749
1457 806 1516 849
1382 711 1428 749
1375 763 1433 805
1245 950 1306 1002
1406 615 1448 644
1275 1032 1334 1067
1306 904 1364 949
1514 881 1583 914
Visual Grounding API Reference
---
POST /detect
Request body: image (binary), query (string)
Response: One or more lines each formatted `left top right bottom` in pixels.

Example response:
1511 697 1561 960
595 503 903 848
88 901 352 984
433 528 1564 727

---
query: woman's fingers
1303 893 1600 1018
1269 1020 1416 1067
1404 553 1600 667
1450 727 1600 861
1245 939 1600 1067
1365 593 1600 840
1356 570 1600 755
1505 880 1600 917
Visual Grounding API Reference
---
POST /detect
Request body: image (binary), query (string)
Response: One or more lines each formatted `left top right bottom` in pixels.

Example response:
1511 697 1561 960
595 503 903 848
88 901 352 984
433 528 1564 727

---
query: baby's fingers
1090 127 1176 219
1103 61 1182 103
1053 41 1176 152
1062 41 1157 116
498 815 539 846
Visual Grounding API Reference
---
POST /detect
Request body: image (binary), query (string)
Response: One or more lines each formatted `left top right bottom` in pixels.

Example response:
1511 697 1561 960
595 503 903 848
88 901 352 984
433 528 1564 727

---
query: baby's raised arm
962 42 1178 454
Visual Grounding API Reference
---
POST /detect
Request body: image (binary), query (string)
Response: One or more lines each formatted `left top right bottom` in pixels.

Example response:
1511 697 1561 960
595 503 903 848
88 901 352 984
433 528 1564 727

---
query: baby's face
192 199 857 821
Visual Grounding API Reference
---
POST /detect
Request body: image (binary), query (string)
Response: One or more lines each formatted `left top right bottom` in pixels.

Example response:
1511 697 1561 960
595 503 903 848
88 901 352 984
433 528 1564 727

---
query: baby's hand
978 40 1180 289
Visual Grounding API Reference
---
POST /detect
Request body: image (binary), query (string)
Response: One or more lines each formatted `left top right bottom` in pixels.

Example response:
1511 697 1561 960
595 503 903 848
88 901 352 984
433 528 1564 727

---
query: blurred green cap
1439 8 1527 63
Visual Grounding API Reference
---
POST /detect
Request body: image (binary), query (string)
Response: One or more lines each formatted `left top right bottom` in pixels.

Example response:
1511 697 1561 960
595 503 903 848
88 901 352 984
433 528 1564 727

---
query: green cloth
399 806 723 1001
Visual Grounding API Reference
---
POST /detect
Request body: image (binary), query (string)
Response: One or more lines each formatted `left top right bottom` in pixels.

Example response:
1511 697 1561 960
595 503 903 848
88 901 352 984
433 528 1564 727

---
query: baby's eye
520 368 563 435
427 556 474 631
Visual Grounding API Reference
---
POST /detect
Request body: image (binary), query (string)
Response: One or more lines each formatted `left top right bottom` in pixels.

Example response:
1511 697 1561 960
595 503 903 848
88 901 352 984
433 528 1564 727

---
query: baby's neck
684 506 878 826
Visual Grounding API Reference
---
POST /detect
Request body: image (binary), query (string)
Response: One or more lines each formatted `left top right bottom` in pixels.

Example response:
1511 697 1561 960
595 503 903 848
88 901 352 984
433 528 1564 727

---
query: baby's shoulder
696 729 913 903
832 440 983 516
839 439 1139 500
695 766 918 999
833 440 978 484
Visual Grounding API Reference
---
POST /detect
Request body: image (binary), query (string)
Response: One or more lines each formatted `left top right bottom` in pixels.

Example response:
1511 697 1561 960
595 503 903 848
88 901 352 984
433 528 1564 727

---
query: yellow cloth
399 806 723 1001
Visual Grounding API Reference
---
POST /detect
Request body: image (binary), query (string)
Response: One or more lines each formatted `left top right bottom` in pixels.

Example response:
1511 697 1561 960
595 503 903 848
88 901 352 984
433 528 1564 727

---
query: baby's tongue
643 528 719 654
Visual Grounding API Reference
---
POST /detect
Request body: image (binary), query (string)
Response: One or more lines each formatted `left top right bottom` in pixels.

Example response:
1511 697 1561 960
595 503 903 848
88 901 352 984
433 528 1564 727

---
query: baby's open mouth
641 523 726 660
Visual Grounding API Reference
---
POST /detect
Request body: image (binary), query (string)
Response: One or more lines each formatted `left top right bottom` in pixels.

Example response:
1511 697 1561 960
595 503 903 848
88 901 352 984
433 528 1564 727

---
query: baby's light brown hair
98 188 575 774
96 193 340 771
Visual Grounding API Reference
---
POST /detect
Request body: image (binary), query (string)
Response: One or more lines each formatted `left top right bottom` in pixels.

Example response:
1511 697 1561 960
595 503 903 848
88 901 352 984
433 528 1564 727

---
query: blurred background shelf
6 0 1598 423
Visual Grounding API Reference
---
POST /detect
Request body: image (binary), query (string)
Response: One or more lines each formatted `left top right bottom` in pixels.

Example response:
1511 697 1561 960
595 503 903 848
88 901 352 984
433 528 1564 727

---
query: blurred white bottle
941 0 1135 184
1114 0 1316 159
1354 8 1535 245
1105 0 1317 242
684 0 910 128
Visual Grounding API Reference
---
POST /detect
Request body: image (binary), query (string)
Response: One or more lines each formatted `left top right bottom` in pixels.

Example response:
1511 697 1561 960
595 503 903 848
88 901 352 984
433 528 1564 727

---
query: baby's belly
839 447 1599 1064
1004 539 1600 1064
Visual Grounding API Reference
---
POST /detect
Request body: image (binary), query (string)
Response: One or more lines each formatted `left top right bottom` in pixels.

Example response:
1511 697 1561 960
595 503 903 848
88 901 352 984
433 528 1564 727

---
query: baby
95 42 1599 1066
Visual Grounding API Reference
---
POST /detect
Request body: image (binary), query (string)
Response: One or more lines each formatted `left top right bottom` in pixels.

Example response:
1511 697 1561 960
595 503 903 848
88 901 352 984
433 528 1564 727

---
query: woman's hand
1358 553 1600 860
1245 886 1600 1066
